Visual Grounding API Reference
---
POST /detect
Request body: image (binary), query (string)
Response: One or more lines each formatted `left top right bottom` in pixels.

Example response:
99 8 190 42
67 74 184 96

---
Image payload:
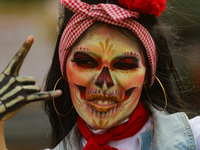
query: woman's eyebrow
73 50 100 58
113 55 139 61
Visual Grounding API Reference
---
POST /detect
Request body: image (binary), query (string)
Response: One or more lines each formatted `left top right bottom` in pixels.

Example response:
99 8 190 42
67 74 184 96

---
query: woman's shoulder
189 116 200 149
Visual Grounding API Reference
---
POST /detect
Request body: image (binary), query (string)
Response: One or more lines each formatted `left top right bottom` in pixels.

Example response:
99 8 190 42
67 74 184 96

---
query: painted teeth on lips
93 100 115 106
87 94 121 103
86 95 120 112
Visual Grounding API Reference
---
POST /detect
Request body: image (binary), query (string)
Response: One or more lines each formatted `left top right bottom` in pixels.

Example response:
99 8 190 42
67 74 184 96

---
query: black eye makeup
71 51 98 68
113 56 139 70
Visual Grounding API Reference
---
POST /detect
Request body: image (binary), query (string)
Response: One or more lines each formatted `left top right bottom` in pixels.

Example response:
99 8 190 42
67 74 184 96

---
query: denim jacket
53 106 197 150
139 106 196 150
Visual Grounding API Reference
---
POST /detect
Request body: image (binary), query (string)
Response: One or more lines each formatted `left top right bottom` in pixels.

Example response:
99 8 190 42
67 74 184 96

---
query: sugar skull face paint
66 25 146 130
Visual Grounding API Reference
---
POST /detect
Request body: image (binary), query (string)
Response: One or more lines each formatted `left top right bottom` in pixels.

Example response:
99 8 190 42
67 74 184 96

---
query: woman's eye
75 58 98 68
72 52 98 68
113 57 139 70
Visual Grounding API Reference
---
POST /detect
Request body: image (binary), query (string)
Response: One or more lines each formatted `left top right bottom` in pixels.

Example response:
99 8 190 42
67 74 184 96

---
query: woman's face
66 25 146 130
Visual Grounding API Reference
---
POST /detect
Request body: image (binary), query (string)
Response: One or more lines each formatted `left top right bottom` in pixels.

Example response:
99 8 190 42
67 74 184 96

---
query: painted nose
95 67 114 89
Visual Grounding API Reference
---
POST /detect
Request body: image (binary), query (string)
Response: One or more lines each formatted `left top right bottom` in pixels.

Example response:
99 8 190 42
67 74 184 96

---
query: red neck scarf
77 101 149 150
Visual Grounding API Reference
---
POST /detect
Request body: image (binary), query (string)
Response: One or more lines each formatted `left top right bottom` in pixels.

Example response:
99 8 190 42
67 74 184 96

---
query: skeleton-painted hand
0 36 61 121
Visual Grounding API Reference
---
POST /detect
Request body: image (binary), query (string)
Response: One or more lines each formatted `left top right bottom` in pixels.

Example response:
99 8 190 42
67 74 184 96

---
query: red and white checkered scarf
59 0 157 86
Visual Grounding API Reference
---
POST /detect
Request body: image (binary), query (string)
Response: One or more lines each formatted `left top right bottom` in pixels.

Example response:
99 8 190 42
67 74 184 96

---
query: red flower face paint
66 25 146 130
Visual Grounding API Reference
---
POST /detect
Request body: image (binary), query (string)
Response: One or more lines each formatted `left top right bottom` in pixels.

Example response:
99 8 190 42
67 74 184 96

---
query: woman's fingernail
54 90 62 96
26 35 34 43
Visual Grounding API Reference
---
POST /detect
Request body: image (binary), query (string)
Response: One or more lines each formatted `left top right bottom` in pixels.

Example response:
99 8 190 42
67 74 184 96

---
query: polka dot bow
59 0 158 86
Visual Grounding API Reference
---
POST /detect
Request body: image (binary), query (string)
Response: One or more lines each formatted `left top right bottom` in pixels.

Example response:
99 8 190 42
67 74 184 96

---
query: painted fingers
0 36 62 120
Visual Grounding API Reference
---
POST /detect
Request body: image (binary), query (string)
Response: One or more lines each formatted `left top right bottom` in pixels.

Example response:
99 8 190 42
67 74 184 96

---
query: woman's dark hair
44 0 191 148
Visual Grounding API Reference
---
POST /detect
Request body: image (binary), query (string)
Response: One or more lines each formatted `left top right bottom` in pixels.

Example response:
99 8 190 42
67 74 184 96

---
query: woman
45 0 200 149
0 0 200 150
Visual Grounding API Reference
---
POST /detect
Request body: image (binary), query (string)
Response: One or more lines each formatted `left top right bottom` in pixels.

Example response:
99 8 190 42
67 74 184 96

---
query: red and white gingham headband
59 0 158 86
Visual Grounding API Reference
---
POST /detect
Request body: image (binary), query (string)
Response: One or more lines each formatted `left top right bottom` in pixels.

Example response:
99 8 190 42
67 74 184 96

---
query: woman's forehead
83 24 131 40
70 36 142 61
75 25 140 49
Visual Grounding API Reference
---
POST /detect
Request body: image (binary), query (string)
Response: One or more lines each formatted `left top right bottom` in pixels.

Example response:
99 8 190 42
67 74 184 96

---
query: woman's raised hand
0 36 62 123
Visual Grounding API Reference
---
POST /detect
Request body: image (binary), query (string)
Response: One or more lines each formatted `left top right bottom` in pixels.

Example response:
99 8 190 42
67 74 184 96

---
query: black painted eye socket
113 57 139 70
72 52 98 68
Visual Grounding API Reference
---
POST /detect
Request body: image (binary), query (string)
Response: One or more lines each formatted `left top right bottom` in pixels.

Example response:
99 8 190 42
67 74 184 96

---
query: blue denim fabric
139 126 153 150
139 106 197 150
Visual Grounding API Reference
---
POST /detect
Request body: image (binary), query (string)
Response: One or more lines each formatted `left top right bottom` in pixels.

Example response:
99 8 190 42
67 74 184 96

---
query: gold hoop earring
53 77 73 117
144 76 168 111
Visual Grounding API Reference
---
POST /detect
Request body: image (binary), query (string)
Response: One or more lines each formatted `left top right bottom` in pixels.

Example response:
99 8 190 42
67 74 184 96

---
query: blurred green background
0 0 200 150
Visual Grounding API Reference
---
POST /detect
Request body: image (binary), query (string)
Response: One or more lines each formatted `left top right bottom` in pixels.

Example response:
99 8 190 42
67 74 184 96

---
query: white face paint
66 25 146 130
